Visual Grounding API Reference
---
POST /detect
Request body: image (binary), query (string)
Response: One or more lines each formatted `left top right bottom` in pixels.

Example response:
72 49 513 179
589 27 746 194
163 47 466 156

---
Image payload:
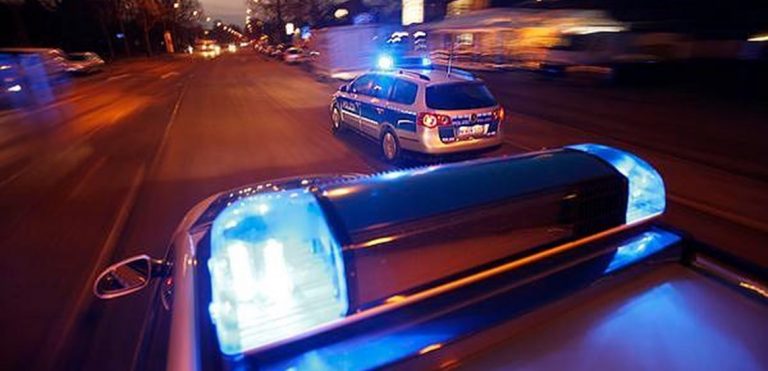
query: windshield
426 82 497 110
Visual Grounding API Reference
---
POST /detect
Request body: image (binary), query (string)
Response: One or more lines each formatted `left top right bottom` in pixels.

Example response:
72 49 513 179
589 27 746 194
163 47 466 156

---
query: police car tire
381 131 401 163
331 106 343 134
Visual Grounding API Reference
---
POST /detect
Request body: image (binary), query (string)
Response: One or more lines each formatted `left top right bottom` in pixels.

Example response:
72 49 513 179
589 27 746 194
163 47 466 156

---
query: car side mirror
339 84 348 93
93 254 160 299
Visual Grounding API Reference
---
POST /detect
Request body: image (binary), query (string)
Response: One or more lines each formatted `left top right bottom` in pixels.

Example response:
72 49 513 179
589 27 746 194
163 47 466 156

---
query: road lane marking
147 79 188 173
161 71 180 79
44 71 194 369
45 164 146 371
66 156 107 200
106 73 131 81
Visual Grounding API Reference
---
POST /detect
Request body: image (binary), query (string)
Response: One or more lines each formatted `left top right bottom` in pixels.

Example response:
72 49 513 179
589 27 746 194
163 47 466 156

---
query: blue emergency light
207 144 666 356
376 54 394 70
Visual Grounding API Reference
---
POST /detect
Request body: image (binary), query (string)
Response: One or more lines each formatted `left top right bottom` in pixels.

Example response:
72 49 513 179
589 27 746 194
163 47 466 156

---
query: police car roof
379 68 477 84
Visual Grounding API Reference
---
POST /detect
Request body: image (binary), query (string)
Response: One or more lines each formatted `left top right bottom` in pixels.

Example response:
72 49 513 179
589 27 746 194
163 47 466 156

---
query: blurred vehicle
283 47 304 64
91 145 767 370
0 48 69 107
421 8 627 71
195 39 221 58
0 60 27 108
330 68 503 162
65 52 105 74
227 44 237 53
270 44 285 58
539 32 667 79
306 23 397 80
0 48 70 78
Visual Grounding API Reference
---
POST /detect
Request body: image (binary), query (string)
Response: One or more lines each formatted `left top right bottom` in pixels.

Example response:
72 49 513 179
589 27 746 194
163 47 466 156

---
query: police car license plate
457 124 487 139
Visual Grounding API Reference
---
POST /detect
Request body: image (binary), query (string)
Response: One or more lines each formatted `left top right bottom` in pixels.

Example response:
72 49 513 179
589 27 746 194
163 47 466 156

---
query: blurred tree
248 0 334 42
2 0 29 44
126 0 163 56
87 0 118 59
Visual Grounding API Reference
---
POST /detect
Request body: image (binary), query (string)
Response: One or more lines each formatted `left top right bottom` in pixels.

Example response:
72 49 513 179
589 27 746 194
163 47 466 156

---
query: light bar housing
205 144 666 356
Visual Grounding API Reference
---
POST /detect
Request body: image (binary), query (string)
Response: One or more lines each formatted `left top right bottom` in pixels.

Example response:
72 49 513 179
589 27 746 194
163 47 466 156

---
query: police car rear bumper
402 129 503 155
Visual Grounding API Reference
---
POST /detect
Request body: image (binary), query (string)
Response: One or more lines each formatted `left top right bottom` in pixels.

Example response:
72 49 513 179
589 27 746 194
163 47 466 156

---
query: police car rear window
426 82 497 110
390 79 417 105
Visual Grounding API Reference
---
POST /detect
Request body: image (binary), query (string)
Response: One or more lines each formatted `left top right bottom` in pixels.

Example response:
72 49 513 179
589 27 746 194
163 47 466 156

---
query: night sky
201 0 246 27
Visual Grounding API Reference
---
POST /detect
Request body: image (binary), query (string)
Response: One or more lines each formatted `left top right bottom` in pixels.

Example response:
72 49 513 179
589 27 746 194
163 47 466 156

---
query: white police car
91 145 702 370
330 68 504 162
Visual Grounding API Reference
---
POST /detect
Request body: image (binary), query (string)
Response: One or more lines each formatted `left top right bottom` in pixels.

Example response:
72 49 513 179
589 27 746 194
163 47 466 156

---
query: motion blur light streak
357 236 395 248
419 343 443 355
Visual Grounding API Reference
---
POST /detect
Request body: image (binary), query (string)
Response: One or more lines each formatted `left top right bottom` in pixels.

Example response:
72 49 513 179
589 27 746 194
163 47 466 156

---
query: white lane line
161 71 180 79
45 76 192 369
106 73 131 81
66 156 108 200
45 164 146 370
147 81 187 173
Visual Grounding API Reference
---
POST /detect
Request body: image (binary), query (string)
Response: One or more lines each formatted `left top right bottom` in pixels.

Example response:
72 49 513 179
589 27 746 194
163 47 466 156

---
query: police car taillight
206 144 666 356
492 107 505 122
418 112 451 128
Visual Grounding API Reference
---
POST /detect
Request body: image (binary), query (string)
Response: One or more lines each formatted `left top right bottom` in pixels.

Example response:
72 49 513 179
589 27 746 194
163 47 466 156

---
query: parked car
330 68 503 162
0 59 27 108
270 44 285 58
0 48 70 79
283 47 304 64
66 52 105 74
0 48 70 106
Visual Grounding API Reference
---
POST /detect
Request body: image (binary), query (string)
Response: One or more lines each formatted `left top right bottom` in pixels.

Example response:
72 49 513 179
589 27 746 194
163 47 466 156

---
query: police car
330 67 504 162
89 145 768 371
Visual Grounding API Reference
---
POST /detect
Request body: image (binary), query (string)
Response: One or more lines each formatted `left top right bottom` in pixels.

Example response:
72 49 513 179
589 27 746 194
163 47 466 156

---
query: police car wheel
331 106 343 134
381 131 400 162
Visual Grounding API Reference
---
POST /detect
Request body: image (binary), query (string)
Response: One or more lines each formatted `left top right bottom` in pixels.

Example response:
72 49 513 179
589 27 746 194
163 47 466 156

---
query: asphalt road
0 51 765 370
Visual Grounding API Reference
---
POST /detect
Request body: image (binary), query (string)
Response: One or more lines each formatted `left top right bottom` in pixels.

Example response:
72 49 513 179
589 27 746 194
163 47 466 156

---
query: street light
206 16 211 22
193 10 198 16
285 22 295 36
173 2 179 9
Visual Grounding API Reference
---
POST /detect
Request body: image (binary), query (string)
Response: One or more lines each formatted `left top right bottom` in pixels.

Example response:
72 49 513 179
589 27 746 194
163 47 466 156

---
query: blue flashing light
567 143 666 223
208 191 349 355
604 228 681 273
421 57 432 67
377 55 394 70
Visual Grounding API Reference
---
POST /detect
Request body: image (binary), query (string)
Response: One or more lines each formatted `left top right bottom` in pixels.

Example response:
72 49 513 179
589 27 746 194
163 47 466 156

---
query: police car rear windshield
426 82 497 110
